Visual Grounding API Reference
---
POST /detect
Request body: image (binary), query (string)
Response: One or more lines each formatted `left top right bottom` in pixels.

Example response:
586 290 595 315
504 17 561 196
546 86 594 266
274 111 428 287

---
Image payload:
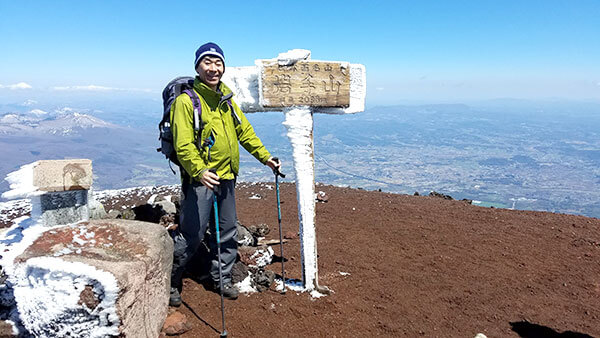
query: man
169 42 280 306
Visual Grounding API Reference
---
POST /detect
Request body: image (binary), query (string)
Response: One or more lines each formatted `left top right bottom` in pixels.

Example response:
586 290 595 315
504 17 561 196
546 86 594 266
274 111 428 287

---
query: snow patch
273 277 328 299
310 290 325 299
2 162 41 200
274 49 311 66
235 273 257 294
13 257 120 337
1 216 121 336
249 246 274 268
29 109 48 116
147 193 158 205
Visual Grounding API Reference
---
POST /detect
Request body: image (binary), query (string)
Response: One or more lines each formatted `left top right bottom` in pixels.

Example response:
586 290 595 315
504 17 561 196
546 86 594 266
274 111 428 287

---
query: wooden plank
260 61 351 108
257 238 289 246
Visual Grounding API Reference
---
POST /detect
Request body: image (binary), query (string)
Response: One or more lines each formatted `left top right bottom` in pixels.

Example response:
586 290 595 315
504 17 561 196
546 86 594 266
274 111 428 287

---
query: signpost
223 50 366 293
260 61 351 108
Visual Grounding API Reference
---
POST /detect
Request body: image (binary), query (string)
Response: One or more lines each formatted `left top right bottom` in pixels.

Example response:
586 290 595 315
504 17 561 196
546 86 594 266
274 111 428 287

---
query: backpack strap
218 92 241 125
182 89 202 133
183 88 217 158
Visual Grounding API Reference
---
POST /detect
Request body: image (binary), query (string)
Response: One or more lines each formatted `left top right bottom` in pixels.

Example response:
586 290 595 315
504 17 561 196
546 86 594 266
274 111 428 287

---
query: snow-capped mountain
0 108 117 136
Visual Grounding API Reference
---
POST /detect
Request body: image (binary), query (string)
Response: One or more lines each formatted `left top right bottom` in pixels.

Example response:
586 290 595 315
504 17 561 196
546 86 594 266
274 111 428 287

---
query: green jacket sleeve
232 101 271 164
171 94 207 179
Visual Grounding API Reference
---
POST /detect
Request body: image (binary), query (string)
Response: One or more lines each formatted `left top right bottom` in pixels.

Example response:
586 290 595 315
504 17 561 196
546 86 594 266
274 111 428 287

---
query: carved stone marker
1 159 95 227
33 159 92 192
222 50 366 294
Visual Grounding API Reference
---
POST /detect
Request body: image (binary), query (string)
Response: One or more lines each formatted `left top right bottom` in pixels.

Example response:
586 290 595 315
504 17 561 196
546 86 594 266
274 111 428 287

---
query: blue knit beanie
194 42 225 68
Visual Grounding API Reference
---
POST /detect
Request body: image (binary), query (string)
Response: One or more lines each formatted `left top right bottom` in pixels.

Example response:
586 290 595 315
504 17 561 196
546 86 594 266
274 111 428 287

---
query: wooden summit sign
260 61 351 108
222 49 365 292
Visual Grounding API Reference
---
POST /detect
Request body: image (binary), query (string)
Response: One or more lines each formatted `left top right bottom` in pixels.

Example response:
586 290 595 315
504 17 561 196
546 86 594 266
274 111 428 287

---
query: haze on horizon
0 1 599 106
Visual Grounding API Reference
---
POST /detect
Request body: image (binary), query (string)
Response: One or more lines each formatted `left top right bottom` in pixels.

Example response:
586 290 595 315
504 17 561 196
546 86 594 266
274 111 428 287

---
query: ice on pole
222 50 366 292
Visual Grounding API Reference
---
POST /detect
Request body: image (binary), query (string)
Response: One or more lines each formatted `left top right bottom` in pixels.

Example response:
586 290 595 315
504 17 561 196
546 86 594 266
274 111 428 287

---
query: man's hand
265 157 282 172
200 169 220 190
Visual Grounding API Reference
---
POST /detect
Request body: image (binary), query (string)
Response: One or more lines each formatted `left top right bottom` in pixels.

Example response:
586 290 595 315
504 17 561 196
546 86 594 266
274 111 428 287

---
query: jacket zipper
218 101 235 175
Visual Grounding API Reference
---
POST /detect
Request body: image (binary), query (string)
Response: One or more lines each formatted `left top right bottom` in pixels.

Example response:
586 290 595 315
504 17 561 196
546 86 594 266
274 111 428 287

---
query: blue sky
1 0 599 104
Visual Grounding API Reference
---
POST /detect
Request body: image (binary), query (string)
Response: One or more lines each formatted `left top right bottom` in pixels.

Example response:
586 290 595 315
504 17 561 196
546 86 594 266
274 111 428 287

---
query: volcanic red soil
170 183 600 337
3 183 600 337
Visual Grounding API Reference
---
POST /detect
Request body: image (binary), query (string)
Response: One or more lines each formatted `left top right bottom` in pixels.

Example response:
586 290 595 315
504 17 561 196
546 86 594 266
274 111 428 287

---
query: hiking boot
210 281 239 300
169 287 182 307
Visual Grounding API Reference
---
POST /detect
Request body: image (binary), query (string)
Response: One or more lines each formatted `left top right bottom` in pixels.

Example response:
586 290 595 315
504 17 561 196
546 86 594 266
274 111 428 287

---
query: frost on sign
260 61 350 108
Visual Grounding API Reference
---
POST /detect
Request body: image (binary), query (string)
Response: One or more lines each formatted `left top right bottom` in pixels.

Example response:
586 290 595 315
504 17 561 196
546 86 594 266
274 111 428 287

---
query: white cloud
376 87 385 91
51 85 153 93
22 99 38 106
0 82 33 90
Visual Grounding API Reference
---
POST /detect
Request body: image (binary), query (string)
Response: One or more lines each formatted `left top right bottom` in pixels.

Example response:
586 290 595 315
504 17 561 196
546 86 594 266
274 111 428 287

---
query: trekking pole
272 158 287 294
209 169 228 338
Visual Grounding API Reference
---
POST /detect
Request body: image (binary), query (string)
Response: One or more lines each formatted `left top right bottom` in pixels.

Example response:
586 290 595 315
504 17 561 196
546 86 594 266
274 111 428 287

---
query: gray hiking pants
171 178 238 289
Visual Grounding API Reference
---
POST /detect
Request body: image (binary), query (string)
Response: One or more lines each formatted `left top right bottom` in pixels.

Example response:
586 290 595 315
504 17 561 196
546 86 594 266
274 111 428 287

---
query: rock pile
123 195 280 294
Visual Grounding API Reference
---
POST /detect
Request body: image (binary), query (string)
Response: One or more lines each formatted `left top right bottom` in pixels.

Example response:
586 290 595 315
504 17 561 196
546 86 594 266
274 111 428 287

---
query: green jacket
170 77 271 181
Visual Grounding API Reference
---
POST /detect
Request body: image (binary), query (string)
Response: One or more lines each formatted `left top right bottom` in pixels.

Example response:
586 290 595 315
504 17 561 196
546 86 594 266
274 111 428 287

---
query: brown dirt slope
2 183 598 337
173 183 600 337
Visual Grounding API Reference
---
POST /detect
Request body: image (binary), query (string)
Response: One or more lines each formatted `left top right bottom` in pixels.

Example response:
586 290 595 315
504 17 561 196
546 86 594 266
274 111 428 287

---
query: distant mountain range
0 108 116 135
1 96 599 218
0 101 177 193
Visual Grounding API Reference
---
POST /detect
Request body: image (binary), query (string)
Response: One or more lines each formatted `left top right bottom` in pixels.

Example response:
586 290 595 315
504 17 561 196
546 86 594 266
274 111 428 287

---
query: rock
34 190 90 226
0 320 17 337
161 311 192 336
231 261 249 284
238 245 274 268
11 219 173 338
237 221 255 247
461 199 473 204
88 195 107 220
413 191 420 196
121 208 136 220
316 191 328 203
429 191 453 200
107 209 121 219
155 200 176 215
252 268 275 292
133 204 165 223
170 195 181 208
248 223 270 237
159 214 176 230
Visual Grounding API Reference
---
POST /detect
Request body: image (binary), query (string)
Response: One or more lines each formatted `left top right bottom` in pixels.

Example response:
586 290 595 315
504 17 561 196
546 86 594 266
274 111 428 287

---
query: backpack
158 76 240 174
158 76 202 174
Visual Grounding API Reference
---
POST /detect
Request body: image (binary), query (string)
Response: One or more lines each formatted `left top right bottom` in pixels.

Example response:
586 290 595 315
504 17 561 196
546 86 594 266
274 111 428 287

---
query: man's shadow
510 321 594 338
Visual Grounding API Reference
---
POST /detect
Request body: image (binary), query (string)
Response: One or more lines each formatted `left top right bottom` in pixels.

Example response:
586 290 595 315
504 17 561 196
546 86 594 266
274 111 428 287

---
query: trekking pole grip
272 157 286 178
208 168 220 194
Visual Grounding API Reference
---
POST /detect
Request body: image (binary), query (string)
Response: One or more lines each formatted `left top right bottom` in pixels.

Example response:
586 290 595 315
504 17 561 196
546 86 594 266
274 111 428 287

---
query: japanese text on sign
260 61 351 108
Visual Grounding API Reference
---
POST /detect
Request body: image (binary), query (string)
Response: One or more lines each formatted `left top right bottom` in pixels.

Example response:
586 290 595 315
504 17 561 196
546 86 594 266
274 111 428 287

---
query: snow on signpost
223 50 366 293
